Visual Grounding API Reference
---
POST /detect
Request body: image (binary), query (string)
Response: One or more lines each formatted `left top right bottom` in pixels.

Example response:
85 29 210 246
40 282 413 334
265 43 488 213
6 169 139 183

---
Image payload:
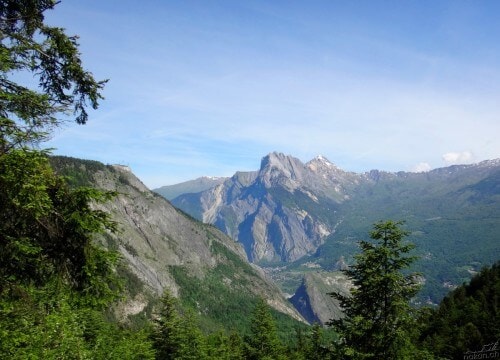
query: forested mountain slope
417 262 500 359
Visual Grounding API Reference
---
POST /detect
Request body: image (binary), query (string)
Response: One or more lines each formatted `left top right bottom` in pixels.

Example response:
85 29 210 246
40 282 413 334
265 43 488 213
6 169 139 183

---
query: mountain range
162 152 500 307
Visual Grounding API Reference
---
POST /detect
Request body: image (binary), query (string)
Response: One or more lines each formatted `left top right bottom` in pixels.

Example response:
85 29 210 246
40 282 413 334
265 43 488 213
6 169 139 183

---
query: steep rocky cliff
173 152 358 263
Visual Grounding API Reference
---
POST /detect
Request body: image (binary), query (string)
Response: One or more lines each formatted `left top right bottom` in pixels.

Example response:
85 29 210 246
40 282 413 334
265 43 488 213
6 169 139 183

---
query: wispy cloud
442 151 474 165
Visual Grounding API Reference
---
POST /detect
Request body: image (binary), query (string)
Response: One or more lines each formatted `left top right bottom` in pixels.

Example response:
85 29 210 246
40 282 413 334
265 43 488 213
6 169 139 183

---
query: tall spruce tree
245 298 285 360
329 220 421 359
151 291 183 360
305 322 331 360
176 309 208 360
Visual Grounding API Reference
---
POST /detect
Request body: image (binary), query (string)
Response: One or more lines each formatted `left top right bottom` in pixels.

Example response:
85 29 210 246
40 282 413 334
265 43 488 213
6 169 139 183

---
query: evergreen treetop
329 220 422 359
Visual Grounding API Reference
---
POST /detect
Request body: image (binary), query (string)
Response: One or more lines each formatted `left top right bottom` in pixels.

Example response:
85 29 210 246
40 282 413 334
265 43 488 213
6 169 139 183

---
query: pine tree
176 308 208 360
245 299 285 360
228 331 245 360
329 220 421 359
305 322 330 360
207 331 245 360
151 291 183 360
289 327 307 360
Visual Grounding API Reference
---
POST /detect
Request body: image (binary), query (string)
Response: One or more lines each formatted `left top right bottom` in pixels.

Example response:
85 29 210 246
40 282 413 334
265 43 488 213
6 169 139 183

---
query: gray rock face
173 152 355 263
95 168 221 294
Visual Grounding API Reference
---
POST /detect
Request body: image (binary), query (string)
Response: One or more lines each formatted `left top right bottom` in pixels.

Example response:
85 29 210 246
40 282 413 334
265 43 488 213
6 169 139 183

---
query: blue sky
45 1 500 188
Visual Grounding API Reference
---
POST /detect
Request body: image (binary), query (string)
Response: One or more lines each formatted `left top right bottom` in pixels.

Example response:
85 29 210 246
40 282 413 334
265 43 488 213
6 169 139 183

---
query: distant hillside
168 152 500 310
289 271 350 324
50 156 303 331
153 176 227 200
418 262 500 359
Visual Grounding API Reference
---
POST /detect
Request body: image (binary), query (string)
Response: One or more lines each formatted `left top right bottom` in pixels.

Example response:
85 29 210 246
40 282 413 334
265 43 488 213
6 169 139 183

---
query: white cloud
442 151 474 165
412 162 432 172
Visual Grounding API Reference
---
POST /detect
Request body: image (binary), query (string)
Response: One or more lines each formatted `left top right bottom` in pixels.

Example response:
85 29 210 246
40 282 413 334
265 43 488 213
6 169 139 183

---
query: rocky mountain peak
259 152 306 189
260 152 302 171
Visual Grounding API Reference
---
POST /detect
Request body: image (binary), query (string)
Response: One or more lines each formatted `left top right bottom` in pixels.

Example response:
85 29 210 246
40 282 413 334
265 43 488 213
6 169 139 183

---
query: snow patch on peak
307 155 337 170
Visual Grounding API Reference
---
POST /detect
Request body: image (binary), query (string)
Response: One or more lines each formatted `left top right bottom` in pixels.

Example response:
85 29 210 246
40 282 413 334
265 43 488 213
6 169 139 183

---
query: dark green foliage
0 0 117 302
0 149 121 306
0 140 151 358
168 240 266 333
151 290 209 360
168 240 308 338
245 299 286 360
151 291 183 359
315 167 500 304
418 262 500 359
304 322 332 360
169 263 256 333
288 322 335 360
0 287 155 359
177 309 209 359
116 262 144 298
50 155 109 187
148 294 337 360
329 220 422 359
206 331 245 360
2 4 496 357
